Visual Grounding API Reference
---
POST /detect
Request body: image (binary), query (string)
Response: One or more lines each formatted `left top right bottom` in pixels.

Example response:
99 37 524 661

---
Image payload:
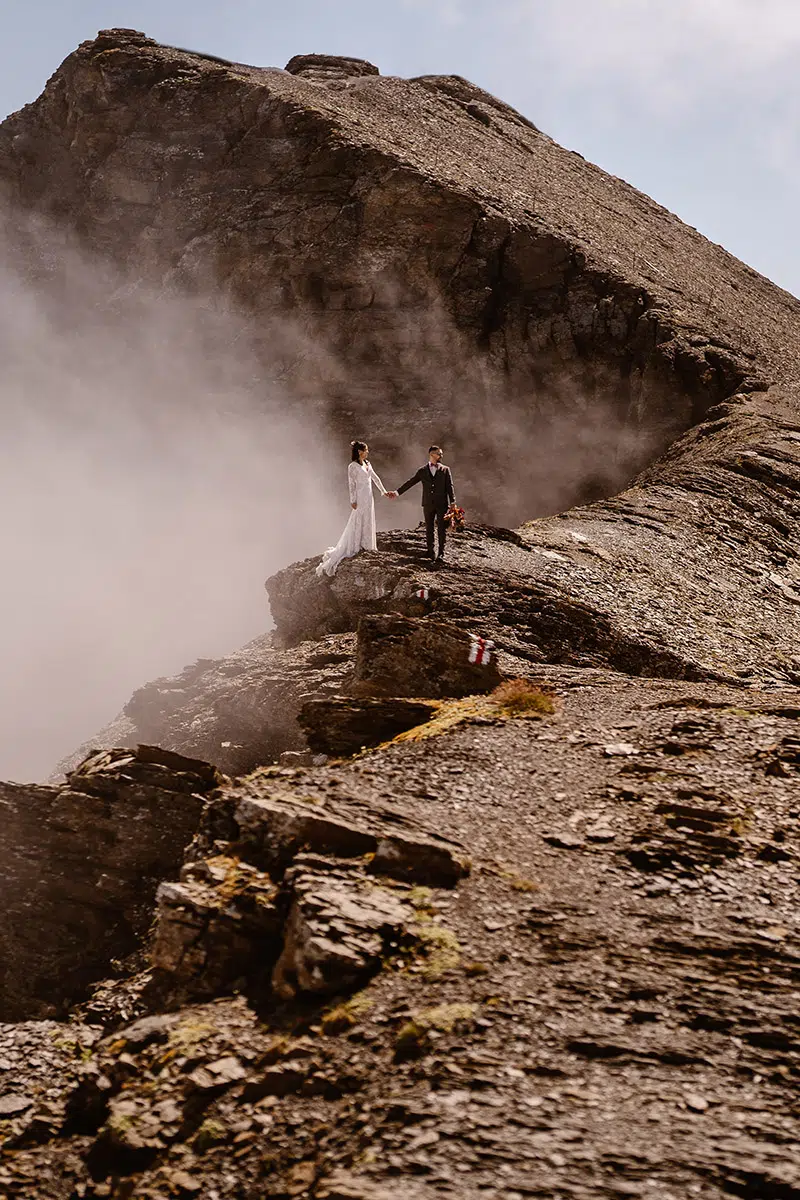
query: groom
395 446 457 563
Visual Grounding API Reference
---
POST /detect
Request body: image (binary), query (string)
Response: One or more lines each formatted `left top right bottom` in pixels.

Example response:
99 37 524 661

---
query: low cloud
0 215 337 782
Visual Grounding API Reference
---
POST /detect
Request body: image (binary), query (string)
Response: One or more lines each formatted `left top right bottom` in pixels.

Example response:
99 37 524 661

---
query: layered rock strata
142 779 469 1010
0 745 218 1021
1 673 799 1197
2 28 800 1200
3 28 798 524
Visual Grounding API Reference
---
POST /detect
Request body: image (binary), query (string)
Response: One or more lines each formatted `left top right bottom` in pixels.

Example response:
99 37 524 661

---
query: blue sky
3 0 800 296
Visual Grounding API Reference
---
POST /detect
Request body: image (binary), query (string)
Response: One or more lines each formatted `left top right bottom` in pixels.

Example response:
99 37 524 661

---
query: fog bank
0 222 337 781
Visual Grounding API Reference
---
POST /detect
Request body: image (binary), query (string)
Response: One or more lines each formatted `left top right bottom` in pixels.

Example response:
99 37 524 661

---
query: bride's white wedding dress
316 459 387 577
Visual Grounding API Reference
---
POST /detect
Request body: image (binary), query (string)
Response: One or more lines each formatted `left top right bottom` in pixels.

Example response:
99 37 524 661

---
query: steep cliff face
6 27 797 779
2 28 793 523
2 32 800 1199
0 745 217 1021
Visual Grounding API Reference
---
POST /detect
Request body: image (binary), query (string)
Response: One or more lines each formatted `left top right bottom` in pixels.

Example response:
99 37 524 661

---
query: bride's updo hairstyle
350 440 368 462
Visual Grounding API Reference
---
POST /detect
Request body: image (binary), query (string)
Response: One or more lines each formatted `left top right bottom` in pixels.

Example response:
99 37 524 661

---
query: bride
316 440 396 577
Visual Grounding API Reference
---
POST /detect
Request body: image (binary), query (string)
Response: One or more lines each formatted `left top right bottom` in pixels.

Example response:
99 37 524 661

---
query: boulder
272 856 412 998
354 613 503 697
266 551 426 646
150 856 281 1002
202 785 471 886
284 54 380 79
142 784 469 1003
298 696 439 756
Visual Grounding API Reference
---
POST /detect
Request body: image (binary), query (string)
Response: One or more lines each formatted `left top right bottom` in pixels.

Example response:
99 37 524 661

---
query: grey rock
54 633 357 780
273 860 411 998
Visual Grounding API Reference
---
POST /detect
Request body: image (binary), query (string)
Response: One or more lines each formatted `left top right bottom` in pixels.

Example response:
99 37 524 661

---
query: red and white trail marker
415 588 430 600
468 635 495 666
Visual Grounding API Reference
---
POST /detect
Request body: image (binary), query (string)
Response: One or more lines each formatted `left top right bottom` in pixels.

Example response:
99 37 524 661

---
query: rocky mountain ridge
3 27 797 522
0 29 799 1200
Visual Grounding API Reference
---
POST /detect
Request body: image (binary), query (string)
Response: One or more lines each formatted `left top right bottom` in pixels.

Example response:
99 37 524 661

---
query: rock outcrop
9 27 800 774
0 745 217 1021
2 672 799 1197
2 27 800 1200
143 781 469 1009
353 614 503 697
53 632 358 779
299 696 439 756
2 27 797 527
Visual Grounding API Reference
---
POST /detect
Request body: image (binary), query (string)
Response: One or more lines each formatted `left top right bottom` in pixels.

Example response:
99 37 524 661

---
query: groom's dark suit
397 462 456 558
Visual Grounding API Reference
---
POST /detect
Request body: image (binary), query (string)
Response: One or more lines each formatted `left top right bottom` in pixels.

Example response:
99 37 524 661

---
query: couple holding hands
316 440 458 578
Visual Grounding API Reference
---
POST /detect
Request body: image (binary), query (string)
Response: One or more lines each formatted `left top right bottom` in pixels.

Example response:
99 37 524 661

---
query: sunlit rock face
4 27 798 784
0 29 785 526
1 34 800 1199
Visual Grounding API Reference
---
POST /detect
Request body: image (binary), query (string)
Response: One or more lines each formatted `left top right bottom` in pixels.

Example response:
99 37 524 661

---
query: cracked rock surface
3 28 799 530
2 26 800 1200
0 745 217 1021
1 673 799 1197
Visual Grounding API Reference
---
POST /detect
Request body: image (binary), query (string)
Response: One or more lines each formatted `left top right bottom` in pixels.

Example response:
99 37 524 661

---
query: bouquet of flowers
445 504 465 531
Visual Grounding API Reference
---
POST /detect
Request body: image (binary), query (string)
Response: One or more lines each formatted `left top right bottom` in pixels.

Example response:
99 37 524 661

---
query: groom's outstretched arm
397 468 422 496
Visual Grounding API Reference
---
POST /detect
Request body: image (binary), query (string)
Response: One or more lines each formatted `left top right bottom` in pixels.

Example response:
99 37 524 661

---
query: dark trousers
425 508 447 557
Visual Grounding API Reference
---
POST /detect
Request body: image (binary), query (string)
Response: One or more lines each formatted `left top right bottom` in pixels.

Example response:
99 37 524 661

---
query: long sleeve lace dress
316 459 387 577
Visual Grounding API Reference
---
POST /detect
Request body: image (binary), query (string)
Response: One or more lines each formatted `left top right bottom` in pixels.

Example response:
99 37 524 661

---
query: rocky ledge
1 26 800 1200
4 27 800 525
1 669 799 1197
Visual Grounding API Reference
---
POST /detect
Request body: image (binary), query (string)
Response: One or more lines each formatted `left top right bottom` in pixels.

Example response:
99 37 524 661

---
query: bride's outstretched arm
368 463 388 496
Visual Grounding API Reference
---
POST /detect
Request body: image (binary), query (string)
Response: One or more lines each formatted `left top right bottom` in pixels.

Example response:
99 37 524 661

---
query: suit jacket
397 463 456 515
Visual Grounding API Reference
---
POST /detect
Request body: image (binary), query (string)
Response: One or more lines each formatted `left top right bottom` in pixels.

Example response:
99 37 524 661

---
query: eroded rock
284 53 380 80
354 613 503 697
273 856 412 998
299 696 439 756
200 783 471 885
150 857 280 1002
54 633 357 779
0 746 217 1020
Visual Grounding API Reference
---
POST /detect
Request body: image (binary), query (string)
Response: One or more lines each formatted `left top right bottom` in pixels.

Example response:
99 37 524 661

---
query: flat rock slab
202 783 471 887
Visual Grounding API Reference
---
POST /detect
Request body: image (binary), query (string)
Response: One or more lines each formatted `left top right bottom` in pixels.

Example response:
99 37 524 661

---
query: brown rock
150 857 281 1002
354 614 503 698
203 784 470 885
272 858 412 998
284 53 379 79
299 695 438 756
54 633 357 779
0 746 216 1020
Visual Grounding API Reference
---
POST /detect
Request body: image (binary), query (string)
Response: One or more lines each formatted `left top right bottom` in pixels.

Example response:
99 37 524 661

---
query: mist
0 219 338 782
0 211 682 782
356 286 673 530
